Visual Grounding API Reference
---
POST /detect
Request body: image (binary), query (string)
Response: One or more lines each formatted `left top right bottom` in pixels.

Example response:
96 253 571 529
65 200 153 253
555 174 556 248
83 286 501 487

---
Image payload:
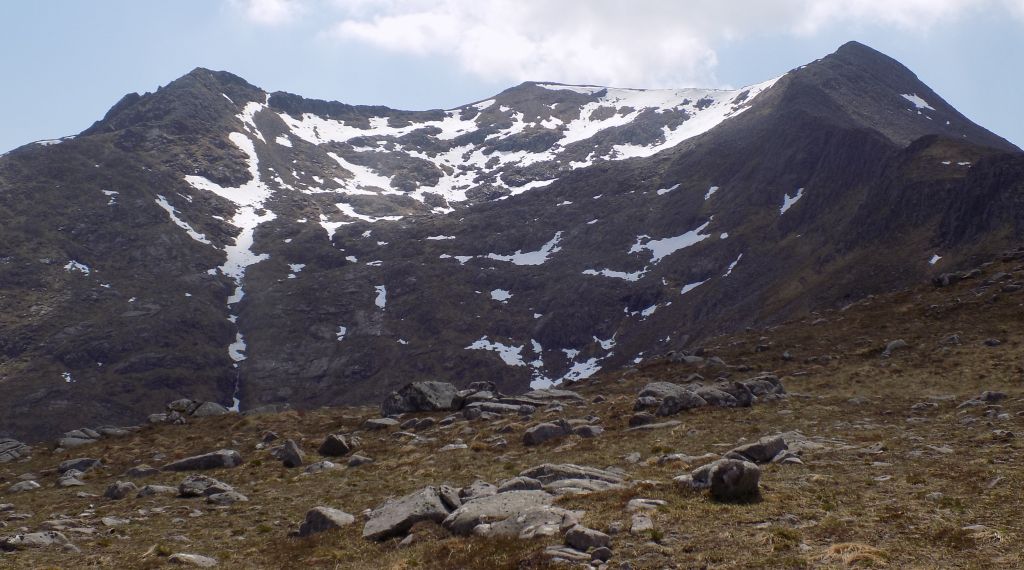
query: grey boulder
380 381 460 416
362 487 451 541
443 490 555 535
297 507 356 537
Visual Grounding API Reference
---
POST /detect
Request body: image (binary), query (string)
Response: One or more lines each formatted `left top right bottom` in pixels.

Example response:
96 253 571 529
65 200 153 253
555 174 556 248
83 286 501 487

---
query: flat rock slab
443 490 554 535
519 464 625 485
0 439 30 463
474 506 579 539
162 450 243 471
0 531 78 552
168 553 219 567
363 487 450 541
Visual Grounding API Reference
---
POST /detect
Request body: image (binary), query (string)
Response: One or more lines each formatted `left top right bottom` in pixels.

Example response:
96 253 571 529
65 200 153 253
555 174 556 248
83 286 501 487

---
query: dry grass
1 256 1023 568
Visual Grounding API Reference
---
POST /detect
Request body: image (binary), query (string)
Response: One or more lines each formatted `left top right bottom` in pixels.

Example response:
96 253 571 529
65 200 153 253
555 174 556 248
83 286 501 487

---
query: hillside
1 247 1021 568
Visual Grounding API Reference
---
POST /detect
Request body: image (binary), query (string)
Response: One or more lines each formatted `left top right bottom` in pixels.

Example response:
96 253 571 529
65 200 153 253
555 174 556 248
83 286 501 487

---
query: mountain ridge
0 41 1022 441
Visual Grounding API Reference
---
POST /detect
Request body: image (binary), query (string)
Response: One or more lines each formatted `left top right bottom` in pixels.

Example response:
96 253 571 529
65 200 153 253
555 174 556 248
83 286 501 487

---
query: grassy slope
1 252 1022 569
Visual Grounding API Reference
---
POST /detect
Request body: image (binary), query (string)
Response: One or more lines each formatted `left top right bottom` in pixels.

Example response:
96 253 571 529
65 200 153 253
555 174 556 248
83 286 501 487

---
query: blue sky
2 0 1022 153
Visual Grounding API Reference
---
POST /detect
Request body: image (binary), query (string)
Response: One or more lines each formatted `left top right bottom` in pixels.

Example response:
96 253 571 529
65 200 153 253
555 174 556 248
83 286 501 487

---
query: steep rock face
0 42 1020 440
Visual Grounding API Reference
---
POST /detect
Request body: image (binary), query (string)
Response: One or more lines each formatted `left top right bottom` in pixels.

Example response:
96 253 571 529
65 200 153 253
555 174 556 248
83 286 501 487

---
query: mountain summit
0 42 1021 440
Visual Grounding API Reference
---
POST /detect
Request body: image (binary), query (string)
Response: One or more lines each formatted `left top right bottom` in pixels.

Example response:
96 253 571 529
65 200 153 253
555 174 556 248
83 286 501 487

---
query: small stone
591 546 613 562
125 465 160 478
363 418 399 431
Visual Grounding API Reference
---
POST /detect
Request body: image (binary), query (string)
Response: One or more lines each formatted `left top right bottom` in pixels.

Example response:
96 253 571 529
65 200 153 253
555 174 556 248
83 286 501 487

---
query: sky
2 0 1023 153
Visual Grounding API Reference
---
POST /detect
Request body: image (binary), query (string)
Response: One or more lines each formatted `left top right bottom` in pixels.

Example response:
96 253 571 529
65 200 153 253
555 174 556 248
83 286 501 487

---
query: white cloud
232 0 305 25
232 0 1022 85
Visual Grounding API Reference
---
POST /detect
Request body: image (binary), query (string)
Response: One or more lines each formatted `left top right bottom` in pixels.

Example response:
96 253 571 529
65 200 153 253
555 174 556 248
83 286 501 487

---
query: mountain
0 41 1021 441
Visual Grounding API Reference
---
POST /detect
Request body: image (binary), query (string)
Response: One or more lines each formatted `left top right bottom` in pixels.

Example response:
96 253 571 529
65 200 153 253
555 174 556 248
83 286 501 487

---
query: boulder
6 481 40 493
318 434 353 457
565 525 611 551
191 402 230 417
362 487 451 541
137 485 178 497
474 506 579 539
0 439 30 463
694 386 739 407
460 480 498 502
206 491 249 505
303 461 338 475
443 490 555 535
380 381 460 416
362 418 399 431
178 475 234 498
726 435 788 464
655 392 707 416
347 455 374 467
637 382 691 400
58 458 101 475
0 531 78 552
497 477 543 493
520 464 624 485
523 421 571 446
167 553 218 567
0 440 28 462
742 374 786 396
104 481 138 500
681 459 760 502
279 439 304 468
298 507 356 537
167 399 201 414
573 425 604 438
162 449 243 471
124 465 160 478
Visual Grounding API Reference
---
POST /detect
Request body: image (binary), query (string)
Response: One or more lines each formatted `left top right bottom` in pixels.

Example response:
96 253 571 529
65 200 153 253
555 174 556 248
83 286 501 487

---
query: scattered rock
0 439 30 464
523 420 571 446
565 525 610 551
206 491 249 505
0 530 78 552
318 434 354 457
443 490 554 535
726 435 788 464
6 481 40 494
162 450 243 472
381 381 461 416
167 553 219 567
279 439 304 468
178 475 234 498
363 487 451 541
104 481 138 500
363 418 399 431
347 455 374 467
297 507 355 537
497 477 543 493
191 402 230 418
303 461 338 474
137 485 178 497
58 458 101 474
474 506 578 539
125 465 160 478
882 339 909 357
682 459 761 502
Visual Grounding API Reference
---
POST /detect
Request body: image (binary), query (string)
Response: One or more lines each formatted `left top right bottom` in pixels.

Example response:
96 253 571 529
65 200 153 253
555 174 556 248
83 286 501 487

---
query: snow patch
336 326 347 341
929 254 942 265
901 93 935 111
64 260 91 275
275 135 293 147
681 279 708 295
723 253 743 277
490 289 512 302
155 195 212 245
374 285 387 309
656 183 680 196
630 220 712 263
704 186 719 200
466 337 526 366
487 232 563 265
780 188 804 215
